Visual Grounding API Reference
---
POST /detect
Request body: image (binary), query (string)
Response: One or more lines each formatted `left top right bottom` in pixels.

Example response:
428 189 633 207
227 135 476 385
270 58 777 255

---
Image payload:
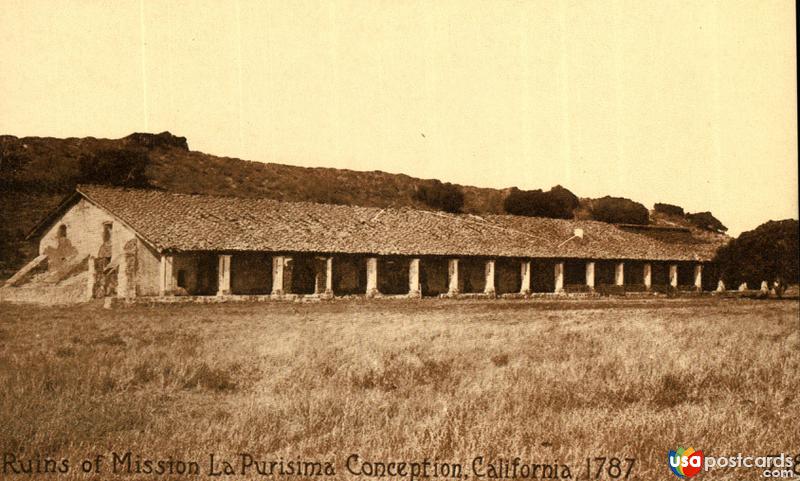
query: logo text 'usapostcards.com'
669 447 704 478
669 447 799 478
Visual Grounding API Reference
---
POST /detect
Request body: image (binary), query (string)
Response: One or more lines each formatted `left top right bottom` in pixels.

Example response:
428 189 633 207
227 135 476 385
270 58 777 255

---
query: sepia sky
1 0 796 235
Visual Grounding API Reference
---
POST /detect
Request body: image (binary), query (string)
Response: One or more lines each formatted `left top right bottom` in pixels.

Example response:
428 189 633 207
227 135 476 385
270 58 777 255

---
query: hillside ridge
0 132 724 278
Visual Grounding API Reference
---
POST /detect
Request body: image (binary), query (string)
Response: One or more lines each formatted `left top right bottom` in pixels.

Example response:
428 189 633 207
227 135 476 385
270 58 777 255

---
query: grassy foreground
0 298 797 480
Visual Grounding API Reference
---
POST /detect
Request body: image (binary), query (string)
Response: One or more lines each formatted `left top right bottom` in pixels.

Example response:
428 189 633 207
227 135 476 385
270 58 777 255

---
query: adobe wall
39 199 137 269
37 198 147 299
136 241 161 297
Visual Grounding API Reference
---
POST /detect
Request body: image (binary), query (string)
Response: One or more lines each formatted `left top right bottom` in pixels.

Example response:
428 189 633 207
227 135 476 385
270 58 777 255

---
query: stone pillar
669 264 678 288
615 262 624 286
159 254 175 296
117 244 137 299
520 260 531 295
694 264 703 291
366 257 379 297
716 279 726 292
643 263 652 290
554 261 564 293
86 256 96 301
217 254 231 296
585 261 595 290
325 257 333 295
408 258 421 298
283 257 294 294
271 256 285 296
447 258 460 295
484 259 496 296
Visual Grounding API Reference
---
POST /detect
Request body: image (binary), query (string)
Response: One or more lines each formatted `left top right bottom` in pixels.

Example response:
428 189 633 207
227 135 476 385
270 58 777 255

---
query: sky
1 0 796 236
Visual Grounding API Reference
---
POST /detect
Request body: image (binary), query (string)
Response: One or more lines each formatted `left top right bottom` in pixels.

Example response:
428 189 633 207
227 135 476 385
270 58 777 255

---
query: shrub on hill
713 219 799 287
654 203 685 217
414 180 464 213
590 196 649 225
502 185 579 219
686 211 727 233
77 149 151 188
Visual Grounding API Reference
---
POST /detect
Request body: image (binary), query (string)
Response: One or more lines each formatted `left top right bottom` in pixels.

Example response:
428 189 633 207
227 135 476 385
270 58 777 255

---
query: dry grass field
0 298 798 480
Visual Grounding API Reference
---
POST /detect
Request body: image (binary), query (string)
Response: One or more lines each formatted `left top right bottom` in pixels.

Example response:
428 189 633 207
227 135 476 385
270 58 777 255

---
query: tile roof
75 185 721 261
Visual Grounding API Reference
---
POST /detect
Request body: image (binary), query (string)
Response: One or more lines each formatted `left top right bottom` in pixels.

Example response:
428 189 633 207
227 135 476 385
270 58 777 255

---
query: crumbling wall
42 237 78 273
116 239 138 299
420 258 448 296
36 198 138 299
4 255 48 287
0 271 89 305
135 241 161 296
378 257 410 295
39 199 136 270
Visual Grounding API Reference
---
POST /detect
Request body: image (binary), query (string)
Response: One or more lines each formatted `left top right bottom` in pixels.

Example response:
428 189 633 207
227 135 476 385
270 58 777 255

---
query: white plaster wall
39 199 137 262
136 241 161 296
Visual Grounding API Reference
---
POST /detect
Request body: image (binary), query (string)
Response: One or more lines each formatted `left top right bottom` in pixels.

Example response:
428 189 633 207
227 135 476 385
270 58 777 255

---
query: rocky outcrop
122 132 189 151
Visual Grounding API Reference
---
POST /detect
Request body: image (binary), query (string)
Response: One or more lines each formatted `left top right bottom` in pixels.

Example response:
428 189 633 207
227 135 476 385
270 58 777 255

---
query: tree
713 219 799 287
414 180 464 213
590 196 649 225
547 185 580 218
77 149 150 187
654 203 685 217
502 185 579 219
686 211 727 233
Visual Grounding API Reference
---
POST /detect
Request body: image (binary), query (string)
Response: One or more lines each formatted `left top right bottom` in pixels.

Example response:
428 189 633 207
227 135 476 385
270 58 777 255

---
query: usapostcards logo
669 447 704 478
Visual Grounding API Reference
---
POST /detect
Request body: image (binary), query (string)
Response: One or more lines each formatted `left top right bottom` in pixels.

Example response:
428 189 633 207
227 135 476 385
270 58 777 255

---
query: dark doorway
420 258 449 297
496 259 522 294
333 255 366 295
290 255 317 295
378 257 410 295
